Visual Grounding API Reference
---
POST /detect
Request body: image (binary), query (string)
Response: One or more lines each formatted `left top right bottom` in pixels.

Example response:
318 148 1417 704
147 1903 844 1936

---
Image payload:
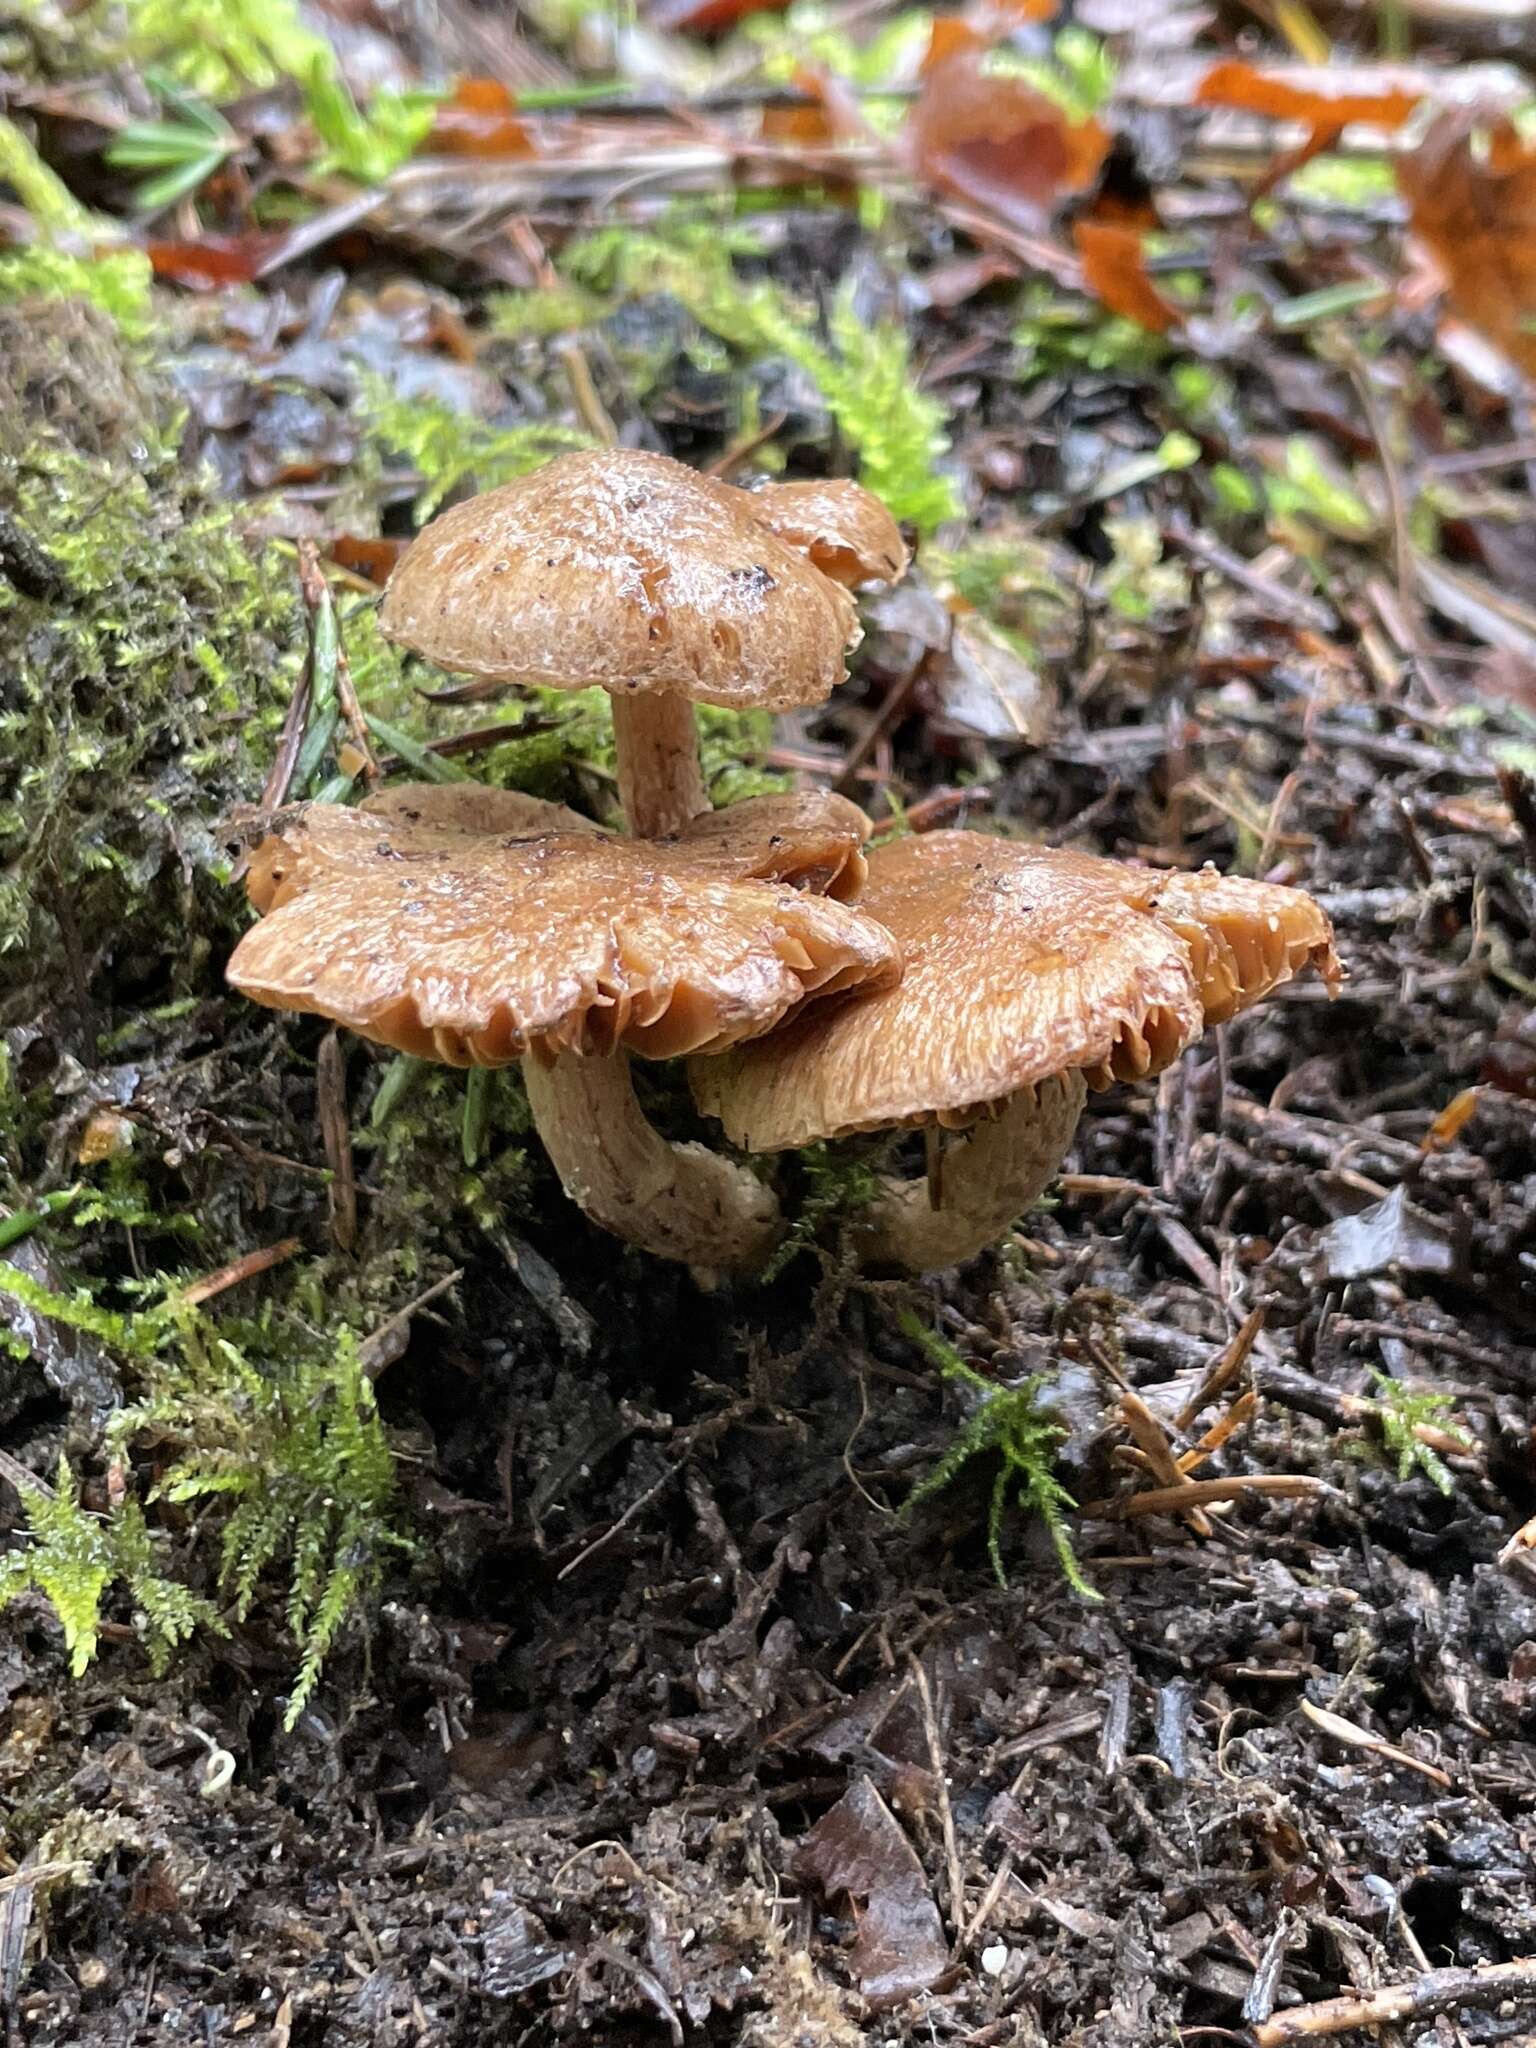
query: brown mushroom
692 831 1341 1271
228 784 900 1268
378 450 902 840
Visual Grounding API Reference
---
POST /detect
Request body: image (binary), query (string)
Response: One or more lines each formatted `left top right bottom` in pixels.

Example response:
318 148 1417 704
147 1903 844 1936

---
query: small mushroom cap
733 478 909 587
378 448 862 710
228 787 899 1066
243 783 873 915
692 831 1210 1149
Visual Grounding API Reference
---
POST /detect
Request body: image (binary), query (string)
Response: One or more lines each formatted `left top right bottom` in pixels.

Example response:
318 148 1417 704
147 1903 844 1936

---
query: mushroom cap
378 448 864 710
734 478 909 587
228 786 899 1066
243 783 874 915
692 831 1209 1148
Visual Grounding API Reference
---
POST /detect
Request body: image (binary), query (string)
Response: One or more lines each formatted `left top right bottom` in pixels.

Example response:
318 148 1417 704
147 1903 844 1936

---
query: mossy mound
0 298 296 990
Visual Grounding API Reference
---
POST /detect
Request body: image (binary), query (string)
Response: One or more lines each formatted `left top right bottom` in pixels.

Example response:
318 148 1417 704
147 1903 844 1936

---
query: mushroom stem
523 1050 782 1270
610 693 710 839
856 1074 1088 1272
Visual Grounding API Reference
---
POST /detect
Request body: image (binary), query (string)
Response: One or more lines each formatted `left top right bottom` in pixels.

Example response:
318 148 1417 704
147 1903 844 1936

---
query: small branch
183 1238 302 1307
1079 1473 1332 1519
1251 1958 1536 2046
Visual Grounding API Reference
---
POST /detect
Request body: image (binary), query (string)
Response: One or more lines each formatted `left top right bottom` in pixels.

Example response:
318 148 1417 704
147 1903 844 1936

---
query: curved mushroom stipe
228 783 898 1269
856 1073 1087 1272
523 1052 781 1272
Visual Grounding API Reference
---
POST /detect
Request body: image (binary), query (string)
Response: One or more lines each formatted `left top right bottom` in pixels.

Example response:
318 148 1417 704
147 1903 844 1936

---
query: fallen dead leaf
791 1774 950 2006
428 79 535 159
905 42 1108 233
1072 219 1180 332
1399 111 1536 380
1194 59 1421 128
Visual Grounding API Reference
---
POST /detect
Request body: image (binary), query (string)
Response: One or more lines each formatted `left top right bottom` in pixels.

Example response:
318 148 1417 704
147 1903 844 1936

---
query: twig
1079 1473 1331 1519
256 642 313 817
1300 1698 1452 1788
0 1446 54 1502
1116 1390 1213 1536
297 543 377 785
910 1656 964 1940
182 1238 302 1307
316 1031 358 1254
1251 1958 1536 2044
1175 1308 1264 1431
358 1270 464 1380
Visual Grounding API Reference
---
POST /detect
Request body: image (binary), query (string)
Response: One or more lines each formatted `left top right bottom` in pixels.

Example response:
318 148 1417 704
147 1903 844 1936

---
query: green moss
115 1302 408 1725
1360 1369 1470 1497
0 111 99 234
0 1456 221 1677
358 373 593 520
0 114 154 332
0 313 298 970
901 1313 1098 1598
567 220 961 533
486 282 608 341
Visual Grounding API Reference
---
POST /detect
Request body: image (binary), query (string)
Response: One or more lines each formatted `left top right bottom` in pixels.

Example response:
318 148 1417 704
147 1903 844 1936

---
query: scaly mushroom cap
228 786 898 1066
378 448 865 710
243 783 874 916
733 478 909 588
692 831 1210 1148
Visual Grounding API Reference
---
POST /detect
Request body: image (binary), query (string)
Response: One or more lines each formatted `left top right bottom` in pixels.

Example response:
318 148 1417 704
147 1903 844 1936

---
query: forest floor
1 0 1534 2042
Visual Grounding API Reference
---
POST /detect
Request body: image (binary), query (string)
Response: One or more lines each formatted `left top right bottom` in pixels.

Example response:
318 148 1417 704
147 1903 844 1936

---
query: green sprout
107 79 239 210
899 1313 1099 1599
1365 1369 1470 1498
0 1459 221 1678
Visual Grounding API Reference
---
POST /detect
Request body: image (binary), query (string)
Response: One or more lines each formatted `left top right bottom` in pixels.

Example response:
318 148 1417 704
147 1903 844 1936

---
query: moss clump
0 301 297 981
114 1300 408 1725
901 1313 1099 1598
0 1455 221 1677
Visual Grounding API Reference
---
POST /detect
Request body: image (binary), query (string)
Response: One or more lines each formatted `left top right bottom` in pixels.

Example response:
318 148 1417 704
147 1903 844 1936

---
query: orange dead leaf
146 232 285 288
1398 111 1536 380
429 78 535 159
648 0 789 28
1072 219 1179 333
1194 59 1420 129
905 44 1108 231
923 16 987 71
760 101 837 148
329 535 408 584
1420 1085 1481 1154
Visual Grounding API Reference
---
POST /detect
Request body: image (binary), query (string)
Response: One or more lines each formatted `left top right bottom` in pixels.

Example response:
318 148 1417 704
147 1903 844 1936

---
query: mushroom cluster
228 448 1342 1273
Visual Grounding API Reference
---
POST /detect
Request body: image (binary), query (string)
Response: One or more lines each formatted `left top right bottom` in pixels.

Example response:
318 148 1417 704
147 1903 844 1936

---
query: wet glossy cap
378 448 863 710
229 784 899 1065
693 831 1214 1148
